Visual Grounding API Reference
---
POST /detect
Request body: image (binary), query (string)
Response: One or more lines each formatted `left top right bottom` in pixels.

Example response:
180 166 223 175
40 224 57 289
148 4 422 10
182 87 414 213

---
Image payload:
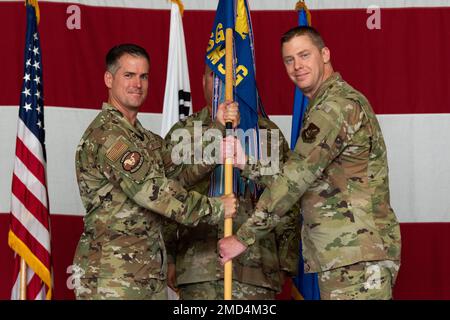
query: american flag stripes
8 0 52 300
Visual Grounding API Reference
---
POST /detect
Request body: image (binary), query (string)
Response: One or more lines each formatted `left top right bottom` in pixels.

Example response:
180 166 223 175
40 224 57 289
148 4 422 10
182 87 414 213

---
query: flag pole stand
20 258 27 300
223 27 234 301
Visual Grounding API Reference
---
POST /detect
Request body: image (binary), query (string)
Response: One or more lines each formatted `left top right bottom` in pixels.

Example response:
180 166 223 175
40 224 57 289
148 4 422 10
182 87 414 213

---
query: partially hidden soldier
219 26 401 300
163 65 300 300
72 44 238 300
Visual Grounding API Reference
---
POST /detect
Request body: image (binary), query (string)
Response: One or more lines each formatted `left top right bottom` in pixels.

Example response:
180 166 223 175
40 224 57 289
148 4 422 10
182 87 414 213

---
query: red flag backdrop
1 0 449 299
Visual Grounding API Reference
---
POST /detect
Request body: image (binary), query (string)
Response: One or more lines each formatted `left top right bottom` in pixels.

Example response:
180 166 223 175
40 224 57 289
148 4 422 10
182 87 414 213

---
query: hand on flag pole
218 235 247 265
216 100 240 128
220 194 238 219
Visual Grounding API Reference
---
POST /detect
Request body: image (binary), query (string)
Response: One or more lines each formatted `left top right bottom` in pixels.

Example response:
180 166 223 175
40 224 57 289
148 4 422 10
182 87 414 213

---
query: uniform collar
201 105 212 122
101 102 146 138
310 72 342 104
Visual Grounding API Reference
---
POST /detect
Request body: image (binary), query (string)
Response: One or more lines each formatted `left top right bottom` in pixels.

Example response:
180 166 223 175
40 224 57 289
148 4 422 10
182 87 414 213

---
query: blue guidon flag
206 0 263 198
206 0 259 132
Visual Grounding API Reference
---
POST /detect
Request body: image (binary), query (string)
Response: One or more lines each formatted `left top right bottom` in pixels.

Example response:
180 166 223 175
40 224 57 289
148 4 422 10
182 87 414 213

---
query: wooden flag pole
223 27 234 300
20 258 27 300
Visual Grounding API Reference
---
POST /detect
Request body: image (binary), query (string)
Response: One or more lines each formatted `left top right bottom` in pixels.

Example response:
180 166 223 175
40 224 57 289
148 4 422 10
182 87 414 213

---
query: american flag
8 1 52 300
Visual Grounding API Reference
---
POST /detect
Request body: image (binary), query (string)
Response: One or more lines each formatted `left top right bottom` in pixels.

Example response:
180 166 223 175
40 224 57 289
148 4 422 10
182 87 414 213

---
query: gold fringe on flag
291 282 305 300
170 0 185 17
9 231 52 299
295 0 311 26
26 0 40 25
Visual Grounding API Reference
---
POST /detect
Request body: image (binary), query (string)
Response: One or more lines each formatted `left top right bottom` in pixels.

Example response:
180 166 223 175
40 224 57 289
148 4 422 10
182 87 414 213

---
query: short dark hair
105 44 150 74
281 26 325 50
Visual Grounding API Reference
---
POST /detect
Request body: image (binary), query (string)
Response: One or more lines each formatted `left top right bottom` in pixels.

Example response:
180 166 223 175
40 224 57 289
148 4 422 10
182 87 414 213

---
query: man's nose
134 78 142 88
294 58 303 70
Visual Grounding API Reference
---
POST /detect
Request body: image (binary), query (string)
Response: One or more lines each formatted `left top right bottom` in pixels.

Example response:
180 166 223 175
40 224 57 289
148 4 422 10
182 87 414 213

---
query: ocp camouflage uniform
237 73 401 300
164 107 300 300
73 103 225 300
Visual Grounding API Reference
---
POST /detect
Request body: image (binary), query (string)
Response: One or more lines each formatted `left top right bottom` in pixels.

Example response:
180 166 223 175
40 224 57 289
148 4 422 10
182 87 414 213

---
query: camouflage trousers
74 277 168 300
179 280 276 300
318 260 400 300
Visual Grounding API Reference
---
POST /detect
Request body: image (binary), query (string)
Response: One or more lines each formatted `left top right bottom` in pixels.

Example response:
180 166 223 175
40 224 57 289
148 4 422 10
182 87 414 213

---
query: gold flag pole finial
295 0 311 26
26 0 40 25
170 0 185 17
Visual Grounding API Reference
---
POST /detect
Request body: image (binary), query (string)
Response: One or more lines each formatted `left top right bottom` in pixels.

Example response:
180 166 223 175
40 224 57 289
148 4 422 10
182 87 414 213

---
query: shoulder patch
121 151 144 173
301 123 320 143
106 140 128 162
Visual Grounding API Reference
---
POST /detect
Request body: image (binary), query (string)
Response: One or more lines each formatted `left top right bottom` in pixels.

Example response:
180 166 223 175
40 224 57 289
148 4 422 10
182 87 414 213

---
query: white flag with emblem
161 1 192 137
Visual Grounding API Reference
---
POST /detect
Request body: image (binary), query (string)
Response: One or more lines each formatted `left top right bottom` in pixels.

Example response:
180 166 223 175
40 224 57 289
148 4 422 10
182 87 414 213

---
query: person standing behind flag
73 44 238 300
219 26 401 300
163 65 300 300
289 0 321 301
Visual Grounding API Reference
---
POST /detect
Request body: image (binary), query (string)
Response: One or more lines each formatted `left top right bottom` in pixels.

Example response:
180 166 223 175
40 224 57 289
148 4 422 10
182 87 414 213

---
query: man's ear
104 71 113 89
321 47 331 64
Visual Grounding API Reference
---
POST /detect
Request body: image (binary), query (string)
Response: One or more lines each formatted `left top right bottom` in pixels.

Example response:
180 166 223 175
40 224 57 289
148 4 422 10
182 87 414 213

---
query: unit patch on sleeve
121 151 143 173
301 123 321 143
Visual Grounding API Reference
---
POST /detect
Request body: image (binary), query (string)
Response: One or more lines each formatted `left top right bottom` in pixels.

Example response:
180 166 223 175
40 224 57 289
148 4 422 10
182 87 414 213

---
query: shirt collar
101 102 145 137
310 72 342 104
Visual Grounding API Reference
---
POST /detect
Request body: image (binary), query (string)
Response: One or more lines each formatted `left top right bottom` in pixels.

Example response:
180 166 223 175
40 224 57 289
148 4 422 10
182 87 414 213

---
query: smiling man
73 44 238 299
219 26 402 300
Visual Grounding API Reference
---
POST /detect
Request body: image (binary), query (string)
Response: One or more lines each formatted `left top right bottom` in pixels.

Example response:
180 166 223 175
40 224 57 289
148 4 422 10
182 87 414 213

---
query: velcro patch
106 140 128 162
301 123 321 143
121 151 144 173
148 140 162 151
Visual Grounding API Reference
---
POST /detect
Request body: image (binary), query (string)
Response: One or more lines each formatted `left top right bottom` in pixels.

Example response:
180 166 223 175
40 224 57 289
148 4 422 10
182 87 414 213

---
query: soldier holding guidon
219 26 401 300
73 44 238 300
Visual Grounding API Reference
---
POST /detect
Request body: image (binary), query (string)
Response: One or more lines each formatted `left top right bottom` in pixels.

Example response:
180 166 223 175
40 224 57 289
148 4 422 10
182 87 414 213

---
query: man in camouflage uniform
73 44 238 300
163 66 300 300
219 26 401 300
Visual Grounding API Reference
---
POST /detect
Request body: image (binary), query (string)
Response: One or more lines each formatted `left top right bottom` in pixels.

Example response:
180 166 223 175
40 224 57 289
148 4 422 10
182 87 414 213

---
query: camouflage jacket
164 107 300 292
73 103 224 282
237 73 401 273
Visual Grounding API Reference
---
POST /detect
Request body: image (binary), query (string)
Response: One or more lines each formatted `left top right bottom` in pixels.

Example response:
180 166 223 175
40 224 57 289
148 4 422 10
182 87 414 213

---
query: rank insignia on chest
121 151 143 173
301 123 320 143
148 141 162 151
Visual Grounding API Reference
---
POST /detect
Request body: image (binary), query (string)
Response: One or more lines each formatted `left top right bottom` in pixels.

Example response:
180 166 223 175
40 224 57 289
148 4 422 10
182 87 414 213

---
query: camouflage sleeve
161 217 179 264
240 121 293 188
162 116 225 188
99 137 224 227
236 102 350 246
162 135 213 188
274 203 301 276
